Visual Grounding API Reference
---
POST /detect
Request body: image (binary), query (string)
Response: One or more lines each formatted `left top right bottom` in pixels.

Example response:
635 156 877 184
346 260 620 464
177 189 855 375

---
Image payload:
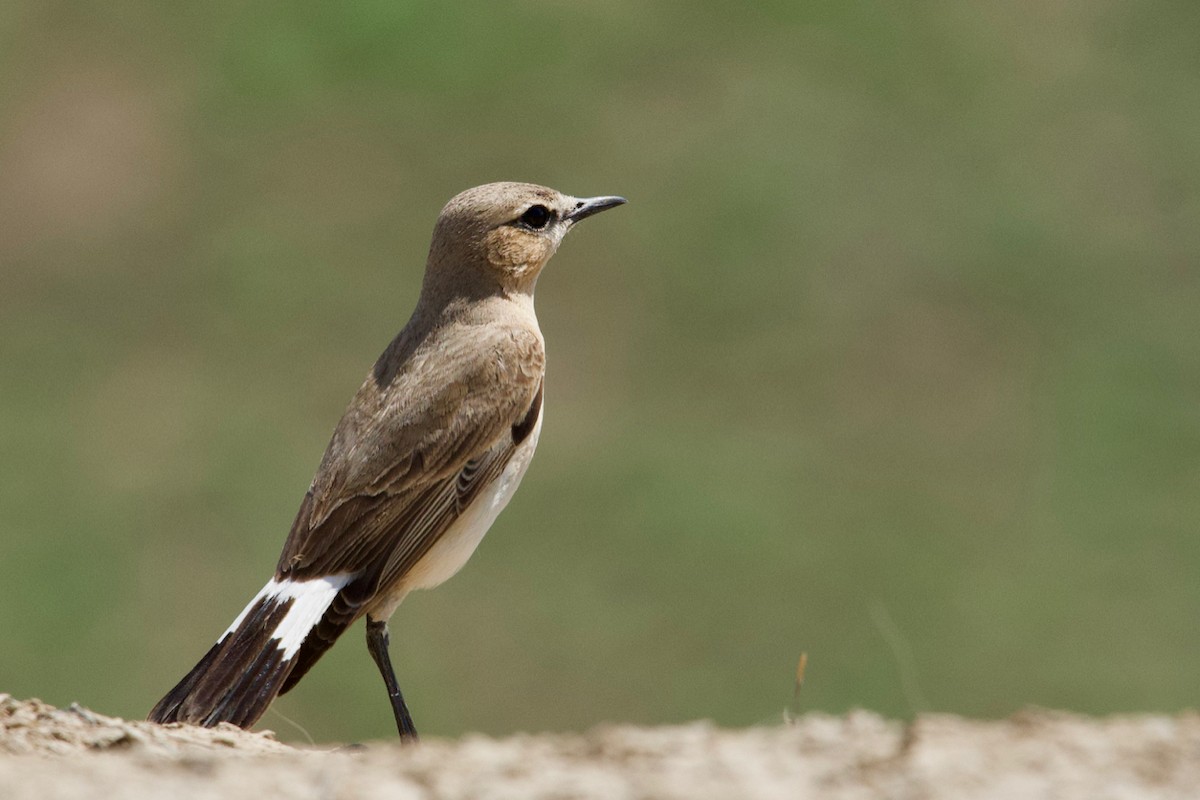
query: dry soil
1 694 1197 799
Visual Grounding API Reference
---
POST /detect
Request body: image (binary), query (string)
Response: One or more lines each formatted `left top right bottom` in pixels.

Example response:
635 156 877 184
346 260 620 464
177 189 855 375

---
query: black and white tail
148 575 356 728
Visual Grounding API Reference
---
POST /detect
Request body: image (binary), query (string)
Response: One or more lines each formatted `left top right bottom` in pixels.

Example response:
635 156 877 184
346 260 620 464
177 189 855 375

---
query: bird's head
424 182 626 300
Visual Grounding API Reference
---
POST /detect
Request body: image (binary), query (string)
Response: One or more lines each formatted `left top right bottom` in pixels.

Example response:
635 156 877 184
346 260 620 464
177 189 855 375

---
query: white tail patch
220 575 353 660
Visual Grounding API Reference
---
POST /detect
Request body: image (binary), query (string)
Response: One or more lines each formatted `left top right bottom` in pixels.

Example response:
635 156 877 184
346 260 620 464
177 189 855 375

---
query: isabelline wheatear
148 182 626 740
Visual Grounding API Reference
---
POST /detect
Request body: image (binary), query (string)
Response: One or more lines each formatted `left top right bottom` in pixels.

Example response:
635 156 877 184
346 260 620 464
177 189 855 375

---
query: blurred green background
2 1 1198 742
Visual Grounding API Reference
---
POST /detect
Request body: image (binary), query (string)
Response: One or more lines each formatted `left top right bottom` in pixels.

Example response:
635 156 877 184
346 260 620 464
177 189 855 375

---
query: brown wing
273 380 542 695
275 322 544 585
273 412 537 696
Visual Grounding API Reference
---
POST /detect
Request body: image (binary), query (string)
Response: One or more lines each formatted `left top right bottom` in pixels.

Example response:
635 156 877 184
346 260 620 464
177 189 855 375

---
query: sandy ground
1 694 1197 799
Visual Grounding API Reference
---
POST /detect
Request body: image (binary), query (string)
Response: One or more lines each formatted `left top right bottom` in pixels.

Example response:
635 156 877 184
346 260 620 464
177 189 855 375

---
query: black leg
365 618 419 743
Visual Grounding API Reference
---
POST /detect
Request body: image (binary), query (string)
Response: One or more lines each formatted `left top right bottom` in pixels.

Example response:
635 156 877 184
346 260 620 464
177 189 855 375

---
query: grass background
1 1 1197 741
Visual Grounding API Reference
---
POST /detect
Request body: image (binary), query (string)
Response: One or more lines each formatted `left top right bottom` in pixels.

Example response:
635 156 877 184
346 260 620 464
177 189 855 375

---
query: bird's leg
365 618 419 743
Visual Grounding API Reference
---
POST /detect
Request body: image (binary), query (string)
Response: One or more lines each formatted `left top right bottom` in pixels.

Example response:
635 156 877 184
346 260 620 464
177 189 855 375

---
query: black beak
566 195 627 223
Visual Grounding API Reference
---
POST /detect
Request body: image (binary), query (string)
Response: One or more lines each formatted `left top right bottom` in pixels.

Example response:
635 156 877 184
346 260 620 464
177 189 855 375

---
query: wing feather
275 320 544 591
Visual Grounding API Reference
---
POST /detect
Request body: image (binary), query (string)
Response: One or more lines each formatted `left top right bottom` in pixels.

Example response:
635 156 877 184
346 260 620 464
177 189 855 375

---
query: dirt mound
0 695 288 757
2 694 1197 799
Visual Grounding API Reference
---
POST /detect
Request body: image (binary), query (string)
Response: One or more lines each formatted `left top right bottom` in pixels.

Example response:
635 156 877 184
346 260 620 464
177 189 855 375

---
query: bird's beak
566 195 627 223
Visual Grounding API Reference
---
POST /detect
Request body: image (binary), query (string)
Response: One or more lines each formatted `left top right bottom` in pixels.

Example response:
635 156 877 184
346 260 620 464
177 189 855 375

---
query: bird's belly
372 414 542 618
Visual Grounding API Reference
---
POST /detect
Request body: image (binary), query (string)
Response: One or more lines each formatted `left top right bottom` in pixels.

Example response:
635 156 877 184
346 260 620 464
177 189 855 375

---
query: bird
148 182 626 741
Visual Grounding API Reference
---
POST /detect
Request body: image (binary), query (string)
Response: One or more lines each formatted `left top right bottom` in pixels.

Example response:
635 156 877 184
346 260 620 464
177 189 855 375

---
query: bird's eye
518 204 553 230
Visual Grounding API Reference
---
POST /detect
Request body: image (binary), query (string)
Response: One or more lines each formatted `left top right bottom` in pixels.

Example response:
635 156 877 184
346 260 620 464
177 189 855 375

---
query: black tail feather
148 593 298 729
206 645 288 728
146 639 225 724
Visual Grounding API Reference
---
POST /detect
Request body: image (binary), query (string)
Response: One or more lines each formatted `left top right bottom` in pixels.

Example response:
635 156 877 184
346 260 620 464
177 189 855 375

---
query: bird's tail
148 575 352 728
